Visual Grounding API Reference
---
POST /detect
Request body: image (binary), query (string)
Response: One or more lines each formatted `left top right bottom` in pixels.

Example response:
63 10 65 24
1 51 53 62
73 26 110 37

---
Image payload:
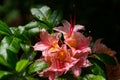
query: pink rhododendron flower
92 39 116 56
54 20 91 54
34 20 92 80
53 20 85 39
71 56 91 77
39 44 91 80
65 31 91 54
39 45 76 80
33 29 60 56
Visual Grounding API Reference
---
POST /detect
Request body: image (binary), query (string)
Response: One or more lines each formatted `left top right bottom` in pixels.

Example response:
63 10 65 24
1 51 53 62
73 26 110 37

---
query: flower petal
53 20 70 34
40 29 50 45
33 42 49 51
72 66 81 77
73 25 85 32
92 39 116 56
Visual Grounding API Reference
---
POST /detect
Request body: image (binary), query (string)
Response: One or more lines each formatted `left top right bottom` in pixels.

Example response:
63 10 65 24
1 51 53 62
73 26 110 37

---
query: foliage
0 5 119 80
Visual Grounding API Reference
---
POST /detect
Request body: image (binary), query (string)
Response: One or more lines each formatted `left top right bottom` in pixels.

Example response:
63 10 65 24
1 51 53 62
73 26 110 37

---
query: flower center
58 50 66 60
67 39 77 48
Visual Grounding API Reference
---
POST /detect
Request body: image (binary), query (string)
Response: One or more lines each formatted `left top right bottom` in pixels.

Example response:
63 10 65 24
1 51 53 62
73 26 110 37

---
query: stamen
70 12 76 36
70 15 74 36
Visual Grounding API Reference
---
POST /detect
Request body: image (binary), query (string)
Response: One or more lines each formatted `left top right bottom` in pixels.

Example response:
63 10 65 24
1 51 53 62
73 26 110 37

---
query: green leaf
31 5 51 22
83 74 106 80
93 53 116 65
48 10 62 27
28 61 48 74
17 26 26 34
20 43 30 53
0 55 10 67
0 36 13 60
0 36 21 59
10 26 24 36
28 27 40 36
25 22 41 37
25 21 40 30
10 26 28 41
0 71 12 78
0 36 19 68
0 20 12 35
39 22 50 30
9 27 17 34
11 24 40 41
7 37 21 53
21 49 36 61
6 50 17 69
89 58 106 78
15 59 29 72
20 43 35 61
31 5 62 32
91 64 105 77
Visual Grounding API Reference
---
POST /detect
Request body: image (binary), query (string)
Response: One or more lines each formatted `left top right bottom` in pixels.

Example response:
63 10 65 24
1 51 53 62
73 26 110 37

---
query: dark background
0 0 120 61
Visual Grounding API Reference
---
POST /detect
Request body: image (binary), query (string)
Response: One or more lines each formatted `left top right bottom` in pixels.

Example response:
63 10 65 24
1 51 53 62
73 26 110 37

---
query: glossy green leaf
28 61 48 74
31 5 62 32
0 20 12 35
38 22 50 30
10 26 24 35
0 36 13 60
91 64 105 77
25 22 41 37
21 49 36 61
83 74 106 80
0 55 10 67
10 26 28 41
93 53 116 65
31 5 51 22
48 10 62 27
0 36 18 68
10 27 18 34
15 59 29 72
0 71 12 78
6 49 17 69
25 21 40 29
7 37 21 53
20 43 30 53
28 27 40 36
17 26 26 34
11 24 40 41
89 58 106 77
0 36 21 60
